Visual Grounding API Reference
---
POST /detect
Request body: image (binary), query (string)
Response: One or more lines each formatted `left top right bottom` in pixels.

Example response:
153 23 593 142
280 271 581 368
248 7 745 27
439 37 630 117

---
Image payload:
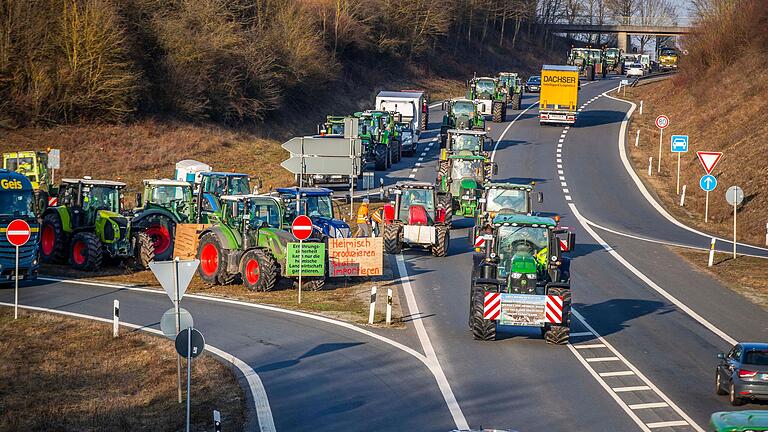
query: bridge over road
548 22 692 52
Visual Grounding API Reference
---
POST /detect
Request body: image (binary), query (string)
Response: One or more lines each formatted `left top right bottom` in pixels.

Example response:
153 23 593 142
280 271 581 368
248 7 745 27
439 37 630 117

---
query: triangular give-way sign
697 151 723 174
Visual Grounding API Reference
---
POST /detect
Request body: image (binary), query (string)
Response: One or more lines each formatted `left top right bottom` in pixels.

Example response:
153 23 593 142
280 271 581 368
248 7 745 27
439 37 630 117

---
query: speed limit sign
655 115 669 129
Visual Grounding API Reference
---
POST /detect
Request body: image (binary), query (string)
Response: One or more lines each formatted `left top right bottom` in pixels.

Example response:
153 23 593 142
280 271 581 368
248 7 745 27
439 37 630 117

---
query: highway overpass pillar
618 32 630 52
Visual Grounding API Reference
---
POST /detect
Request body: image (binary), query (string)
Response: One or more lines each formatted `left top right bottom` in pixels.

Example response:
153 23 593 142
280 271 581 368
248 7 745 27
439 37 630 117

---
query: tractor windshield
0 190 34 219
496 225 549 276
284 194 334 220
475 80 495 95
486 189 528 214
589 50 602 60
450 159 483 182
329 123 345 135
151 185 190 206
83 186 120 213
247 200 282 229
205 175 250 196
398 189 434 221
572 49 586 59
453 101 475 116
451 134 482 152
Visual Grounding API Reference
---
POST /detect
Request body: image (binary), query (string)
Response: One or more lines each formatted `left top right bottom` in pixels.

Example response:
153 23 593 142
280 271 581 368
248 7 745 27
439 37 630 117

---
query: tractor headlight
462 194 471 200
510 272 522 279
526 273 537 280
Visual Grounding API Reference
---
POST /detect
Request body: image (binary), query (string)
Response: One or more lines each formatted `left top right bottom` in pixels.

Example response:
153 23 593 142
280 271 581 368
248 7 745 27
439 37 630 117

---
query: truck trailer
539 65 579 126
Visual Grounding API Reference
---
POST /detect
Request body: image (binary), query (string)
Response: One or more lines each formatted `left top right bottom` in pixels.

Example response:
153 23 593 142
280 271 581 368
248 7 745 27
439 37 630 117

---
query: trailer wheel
470 285 497 341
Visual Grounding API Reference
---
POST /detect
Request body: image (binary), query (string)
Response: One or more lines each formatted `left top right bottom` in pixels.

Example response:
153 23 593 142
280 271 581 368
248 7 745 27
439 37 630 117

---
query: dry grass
671 247 768 310
0 308 245 431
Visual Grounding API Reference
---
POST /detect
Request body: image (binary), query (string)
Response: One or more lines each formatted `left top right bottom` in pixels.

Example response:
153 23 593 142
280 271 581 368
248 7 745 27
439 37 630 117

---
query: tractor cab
440 99 485 148
497 72 524 110
354 110 402 170
276 187 351 240
317 115 348 136
197 172 251 218
3 151 49 190
476 183 541 230
383 182 449 256
437 146 496 221
467 77 506 121
137 180 194 221
445 129 492 156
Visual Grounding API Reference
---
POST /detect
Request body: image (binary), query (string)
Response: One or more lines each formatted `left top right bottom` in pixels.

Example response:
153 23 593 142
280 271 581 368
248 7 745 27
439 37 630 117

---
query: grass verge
0 308 245 431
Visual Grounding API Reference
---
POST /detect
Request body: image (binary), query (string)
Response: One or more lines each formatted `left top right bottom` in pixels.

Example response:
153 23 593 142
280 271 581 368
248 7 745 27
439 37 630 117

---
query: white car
626 63 645 78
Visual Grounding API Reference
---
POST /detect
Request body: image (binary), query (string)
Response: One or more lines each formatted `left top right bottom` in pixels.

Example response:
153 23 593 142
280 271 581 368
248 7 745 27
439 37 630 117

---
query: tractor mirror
135 193 142 207
493 163 498 175
537 192 544 204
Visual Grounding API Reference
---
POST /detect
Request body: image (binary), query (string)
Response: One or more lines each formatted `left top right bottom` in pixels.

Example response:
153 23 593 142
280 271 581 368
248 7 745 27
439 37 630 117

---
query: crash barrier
631 71 675 87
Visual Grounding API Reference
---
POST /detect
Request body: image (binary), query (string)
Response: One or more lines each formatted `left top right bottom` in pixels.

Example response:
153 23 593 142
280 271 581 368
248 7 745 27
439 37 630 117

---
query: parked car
525 76 541 92
626 63 645 78
715 342 768 405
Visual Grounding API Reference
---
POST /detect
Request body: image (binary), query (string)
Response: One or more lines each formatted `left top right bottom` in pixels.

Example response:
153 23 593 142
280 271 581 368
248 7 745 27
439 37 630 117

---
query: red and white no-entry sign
291 215 313 241
5 219 31 247
655 115 669 129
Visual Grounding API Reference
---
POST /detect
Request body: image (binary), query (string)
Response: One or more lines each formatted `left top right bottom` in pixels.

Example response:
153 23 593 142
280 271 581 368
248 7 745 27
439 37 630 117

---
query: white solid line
599 371 635 377
491 101 538 162
629 402 668 410
613 385 651 392
586 357 620 362
647 421 690 429
568 203 738 346
563 188 569 193
0 302 277 431
602 89 768 253
569 331 593 337
565 196 572 201
574 344 605 349
394 255 468 429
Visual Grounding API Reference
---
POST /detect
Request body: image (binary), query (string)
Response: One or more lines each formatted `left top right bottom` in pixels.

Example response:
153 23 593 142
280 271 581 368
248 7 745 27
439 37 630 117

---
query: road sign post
6 219 31 320
726 186 744 259
670 135 688 194
175 327 205 432
655 115 669 173
291 216 313 304
700 174 717 222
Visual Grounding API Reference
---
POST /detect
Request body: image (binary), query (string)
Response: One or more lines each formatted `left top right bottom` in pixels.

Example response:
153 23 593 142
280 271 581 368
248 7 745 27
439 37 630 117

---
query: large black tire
440 126 448 148
34 190 49 216
492 101 503 123
383 223 402 254
512 93 522 110
544 286 571 345
715 371 727 395
431 224 449 257
437 193 453 225
136 214 176 262
392 140 401 164
69 231 104 271
240 248 278 292
587 65 595 81
470 285 497 341
131 232 155 270
197 232 235 285
374 144 388 171
41 213 68 263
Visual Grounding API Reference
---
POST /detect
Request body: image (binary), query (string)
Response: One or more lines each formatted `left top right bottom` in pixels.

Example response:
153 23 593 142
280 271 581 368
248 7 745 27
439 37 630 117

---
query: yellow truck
539 65 579 126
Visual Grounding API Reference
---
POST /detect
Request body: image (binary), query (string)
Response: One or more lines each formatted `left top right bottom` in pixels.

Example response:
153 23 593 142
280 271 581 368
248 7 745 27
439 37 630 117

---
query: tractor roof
276 187 333 197
448 154 486 160
484 182 533 191
220 194 279 203
393 181 434 190
447 129 487 136
201 171 249 178
62 178 126 187
493 213 556 227
144 179 191 187
450 98 476 103
473 76 496 81
710 410 768 429
3 150 45 157
377 90 423 99
498 72 519 76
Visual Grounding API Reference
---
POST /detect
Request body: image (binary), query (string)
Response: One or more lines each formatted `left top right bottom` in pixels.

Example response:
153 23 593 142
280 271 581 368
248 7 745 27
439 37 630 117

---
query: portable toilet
175 160 211 185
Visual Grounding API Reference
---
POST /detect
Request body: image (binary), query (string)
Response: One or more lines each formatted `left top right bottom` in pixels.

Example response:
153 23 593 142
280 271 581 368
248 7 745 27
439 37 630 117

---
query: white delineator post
113 300 119 338
648 157 653 176
386 288 393 325
765 223 768 247
368 286 377 324
635 129 640 147
679 185 686 206
640 100 644 115
708 238 716 267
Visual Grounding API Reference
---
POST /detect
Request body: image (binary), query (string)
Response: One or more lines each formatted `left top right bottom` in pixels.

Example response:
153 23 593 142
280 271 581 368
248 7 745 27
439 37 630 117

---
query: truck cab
0 170 39 282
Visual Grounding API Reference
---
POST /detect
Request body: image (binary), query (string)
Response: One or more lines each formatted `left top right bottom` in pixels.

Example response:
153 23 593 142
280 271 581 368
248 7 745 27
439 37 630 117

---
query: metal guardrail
630 71 676 87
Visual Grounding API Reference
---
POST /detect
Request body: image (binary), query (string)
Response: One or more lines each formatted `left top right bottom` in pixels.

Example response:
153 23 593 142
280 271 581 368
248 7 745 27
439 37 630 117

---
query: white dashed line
420 152 427 157
561 182 567 187
556 159 562 163
629 402 668 410
411 168 419 173
415 162 422 167
559 176 565 181
418 157 424 162
563 188 569 193
408 174 416 179
599 371 635 377
557 164 562 169
565 195 572 201
557 170 564 174
558 138 564 143
560 134 566 138
586 357 620 363
613 386 651 393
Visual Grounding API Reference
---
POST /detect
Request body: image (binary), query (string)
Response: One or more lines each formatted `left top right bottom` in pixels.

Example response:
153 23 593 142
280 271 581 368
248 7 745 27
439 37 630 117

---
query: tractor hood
509 251 538 274
456 114 471 129
460 178 478 190
312 216 351 238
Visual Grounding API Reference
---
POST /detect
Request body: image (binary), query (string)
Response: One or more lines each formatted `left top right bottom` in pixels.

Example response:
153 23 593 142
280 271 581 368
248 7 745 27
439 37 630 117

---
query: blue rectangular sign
671 135 689 153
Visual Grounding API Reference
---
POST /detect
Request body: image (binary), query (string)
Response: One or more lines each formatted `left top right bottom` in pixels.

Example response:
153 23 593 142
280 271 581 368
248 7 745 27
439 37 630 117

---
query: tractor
355 110 402 171
131 179 196 261
40 178 154 271
194 171 252 221
604 47 624 74
473 183 542 243
196 194 325 291
317 115 347 136
276 187 351 240
469 213 575 344
467 77 507 123
3 150 55 215
436 154 495 223
440 99 485 148
567 47 605 81
497 72 524 110
382 182 450 257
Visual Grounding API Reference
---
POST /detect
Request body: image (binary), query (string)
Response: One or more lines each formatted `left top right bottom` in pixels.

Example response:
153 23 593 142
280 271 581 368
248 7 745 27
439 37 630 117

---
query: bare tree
635 0 678 52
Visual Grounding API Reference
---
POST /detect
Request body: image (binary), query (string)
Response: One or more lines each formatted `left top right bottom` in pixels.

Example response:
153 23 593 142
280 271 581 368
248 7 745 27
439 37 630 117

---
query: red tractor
382 182 450 257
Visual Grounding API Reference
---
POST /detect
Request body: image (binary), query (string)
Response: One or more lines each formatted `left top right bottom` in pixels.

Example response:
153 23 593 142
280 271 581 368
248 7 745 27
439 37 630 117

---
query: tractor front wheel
470 285 497 341
139 216 176 261
438 193 453 225
383 223 402 254
69 232 104 271
492 101 503 123
512 93 522 110
197 233 235 285
240 249 278 292
543 286 571 345
131 232 155 270
431 224 449 257
41 213 67 264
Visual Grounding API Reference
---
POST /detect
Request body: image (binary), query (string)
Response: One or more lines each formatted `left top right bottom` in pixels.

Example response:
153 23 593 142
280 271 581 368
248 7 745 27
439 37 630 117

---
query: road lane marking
629 402 668 410
0 302 277 432
418 157 424 162
563 189 570 193
647 421 690 428
613 386 651 392
559 176 566 181
557 158 562 163
557 170 564 174
408 174 416 179
599 371 635 377
586 356 620 362
421 152 427 156
558 138 564 143
490 101 538 162
574 344 605 349
565 196 572 201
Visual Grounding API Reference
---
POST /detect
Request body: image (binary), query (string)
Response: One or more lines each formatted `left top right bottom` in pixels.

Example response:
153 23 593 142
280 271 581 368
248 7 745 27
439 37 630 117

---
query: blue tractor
0 169 40 282
276 187 351 240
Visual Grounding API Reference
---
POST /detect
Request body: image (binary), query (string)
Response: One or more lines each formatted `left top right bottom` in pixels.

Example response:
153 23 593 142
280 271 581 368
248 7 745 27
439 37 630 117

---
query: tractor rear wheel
383 223 402 254
431 224 449 257
438 193 453 225
131 232 155 270
197 232 235 285
512 93 522 110
240 248 277 292
470 285 497 341
392 140 401 164
138 215 176 261
544 286 571 345
41 213 67 264
69 231 104 271
440 126 448 148
492 101 503 123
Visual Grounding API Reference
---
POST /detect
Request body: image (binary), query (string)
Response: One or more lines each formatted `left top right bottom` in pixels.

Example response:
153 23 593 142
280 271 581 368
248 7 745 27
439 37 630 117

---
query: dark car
525 76 541 93
716 342 768 405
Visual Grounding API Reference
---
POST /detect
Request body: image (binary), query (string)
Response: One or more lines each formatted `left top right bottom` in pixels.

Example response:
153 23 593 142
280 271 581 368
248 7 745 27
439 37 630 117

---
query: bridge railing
547 15 694 28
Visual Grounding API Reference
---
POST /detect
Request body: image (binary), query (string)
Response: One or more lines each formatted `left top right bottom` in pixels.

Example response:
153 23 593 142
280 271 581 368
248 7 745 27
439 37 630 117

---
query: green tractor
131 179 196 261
317 115 347 136
469 213 575 344
3 150 55 215
40 178 154 271
197 194 325 291
440 99 485 148
382 182 450 257
475 183 540 229
567 47 606 81
436 149 496 223
355 110 402 171
604 47 624 74
497 72 524 110
467 76 507 123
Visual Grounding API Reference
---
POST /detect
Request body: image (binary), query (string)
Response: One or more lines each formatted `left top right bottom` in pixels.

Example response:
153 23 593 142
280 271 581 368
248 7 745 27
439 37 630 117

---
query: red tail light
436 208 446 223
739 369 757 378
383 203 395 222
422 103 427 113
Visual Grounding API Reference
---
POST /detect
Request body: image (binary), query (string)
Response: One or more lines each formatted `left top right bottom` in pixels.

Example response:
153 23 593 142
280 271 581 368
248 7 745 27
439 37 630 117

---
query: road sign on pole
655 115 669 129
655 116 669 173
697 151 723 174
291 215 313 304
726 186 744 259
6 219 30 320
175 327 205 432
700 175 717 223
671 135 688 194
161 307 194 339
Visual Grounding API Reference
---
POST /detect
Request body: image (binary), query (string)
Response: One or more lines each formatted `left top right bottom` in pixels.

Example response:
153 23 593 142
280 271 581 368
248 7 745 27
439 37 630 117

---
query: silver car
715 342 768 405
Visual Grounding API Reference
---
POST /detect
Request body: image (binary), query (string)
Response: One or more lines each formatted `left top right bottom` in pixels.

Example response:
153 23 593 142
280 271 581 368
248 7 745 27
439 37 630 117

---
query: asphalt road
3 75 768 432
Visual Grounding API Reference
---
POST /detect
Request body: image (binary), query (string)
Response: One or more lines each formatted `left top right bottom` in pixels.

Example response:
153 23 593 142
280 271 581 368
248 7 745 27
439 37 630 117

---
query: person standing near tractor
356 198 372 237
370 206 384 236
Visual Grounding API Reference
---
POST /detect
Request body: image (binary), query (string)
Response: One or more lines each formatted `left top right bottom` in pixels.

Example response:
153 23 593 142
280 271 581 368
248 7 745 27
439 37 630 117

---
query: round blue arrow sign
700 174 717 192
